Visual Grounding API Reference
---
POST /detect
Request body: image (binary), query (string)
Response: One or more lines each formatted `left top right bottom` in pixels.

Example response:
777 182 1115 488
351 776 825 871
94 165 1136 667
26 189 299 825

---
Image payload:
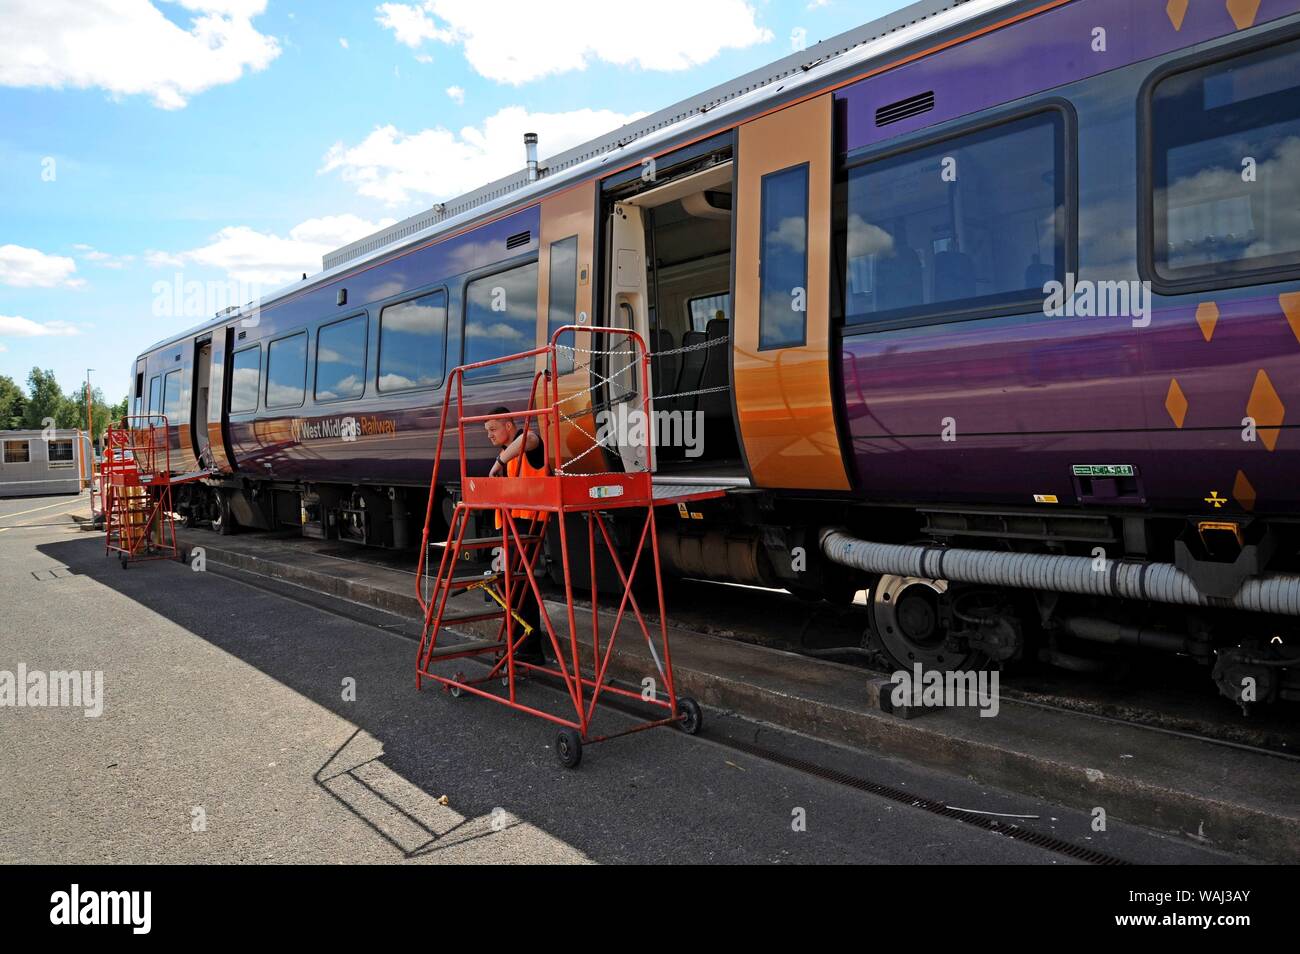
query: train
129 0 1300 707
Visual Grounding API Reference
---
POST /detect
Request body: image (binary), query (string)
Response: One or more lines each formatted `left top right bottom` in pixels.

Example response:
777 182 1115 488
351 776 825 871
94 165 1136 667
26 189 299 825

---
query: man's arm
489 429 542 476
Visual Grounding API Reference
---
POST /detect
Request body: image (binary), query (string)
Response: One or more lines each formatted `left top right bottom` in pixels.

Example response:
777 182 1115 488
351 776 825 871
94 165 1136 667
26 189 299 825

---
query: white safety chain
549 334 730 477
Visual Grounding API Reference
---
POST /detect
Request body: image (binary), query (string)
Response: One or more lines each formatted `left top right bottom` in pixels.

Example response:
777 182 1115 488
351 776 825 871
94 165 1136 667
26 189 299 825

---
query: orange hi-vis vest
494 440 549 530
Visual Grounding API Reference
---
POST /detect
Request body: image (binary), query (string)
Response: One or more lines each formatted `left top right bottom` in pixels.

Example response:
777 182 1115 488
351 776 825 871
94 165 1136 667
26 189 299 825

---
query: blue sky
0 0 905 401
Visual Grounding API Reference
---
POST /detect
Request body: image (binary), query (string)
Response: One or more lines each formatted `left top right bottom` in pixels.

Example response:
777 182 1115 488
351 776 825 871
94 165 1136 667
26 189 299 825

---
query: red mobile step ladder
414 326 710 768
103 414 211 568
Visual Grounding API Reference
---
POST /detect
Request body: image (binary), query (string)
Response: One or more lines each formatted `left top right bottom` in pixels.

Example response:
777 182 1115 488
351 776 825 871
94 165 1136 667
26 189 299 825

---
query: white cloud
160 213 397 287
339 37 350 49
0 314 80 337
0 245 82 288
445 85 464 104
374 0 772 84
144 249 185 268
0 0 280 110
72 244 134 269
375 2 452 48
322 105 646 205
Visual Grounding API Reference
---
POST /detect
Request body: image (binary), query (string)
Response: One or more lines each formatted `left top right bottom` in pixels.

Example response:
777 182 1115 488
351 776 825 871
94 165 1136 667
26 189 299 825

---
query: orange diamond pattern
1282 292 1300 347
1246 369 1285 452
1167 0 1189 30
1165 378 1188 428
1195 301 1219 343
1226 0 1261 29
1233 470 1257 512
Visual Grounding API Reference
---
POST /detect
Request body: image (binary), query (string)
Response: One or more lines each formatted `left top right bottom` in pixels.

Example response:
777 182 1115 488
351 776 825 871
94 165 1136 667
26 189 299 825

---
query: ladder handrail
413 326 653 613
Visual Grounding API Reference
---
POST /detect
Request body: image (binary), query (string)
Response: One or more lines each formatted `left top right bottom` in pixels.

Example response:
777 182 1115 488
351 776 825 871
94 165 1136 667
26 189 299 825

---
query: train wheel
211 493 235 536
868 574 985 672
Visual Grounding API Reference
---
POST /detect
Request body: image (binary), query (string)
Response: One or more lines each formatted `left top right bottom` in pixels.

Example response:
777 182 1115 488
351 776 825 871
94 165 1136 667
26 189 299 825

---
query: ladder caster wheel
555 728 583 769
119 553 128 569
676 696 703 735
449 672 465 698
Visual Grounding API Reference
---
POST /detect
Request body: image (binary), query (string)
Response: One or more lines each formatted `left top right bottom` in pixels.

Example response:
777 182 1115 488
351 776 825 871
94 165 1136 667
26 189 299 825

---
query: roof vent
875 91 934 126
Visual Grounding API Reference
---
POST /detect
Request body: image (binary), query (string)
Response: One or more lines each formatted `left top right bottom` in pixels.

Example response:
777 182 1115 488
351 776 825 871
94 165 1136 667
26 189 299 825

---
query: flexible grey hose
819 528 1300 617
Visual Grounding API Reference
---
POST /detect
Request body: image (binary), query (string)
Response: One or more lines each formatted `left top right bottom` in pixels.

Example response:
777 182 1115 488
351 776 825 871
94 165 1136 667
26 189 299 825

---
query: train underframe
171 477 1300 712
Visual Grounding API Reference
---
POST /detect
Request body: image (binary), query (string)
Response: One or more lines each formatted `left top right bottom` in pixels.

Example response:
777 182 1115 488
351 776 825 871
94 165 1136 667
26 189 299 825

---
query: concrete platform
176 529 1300 863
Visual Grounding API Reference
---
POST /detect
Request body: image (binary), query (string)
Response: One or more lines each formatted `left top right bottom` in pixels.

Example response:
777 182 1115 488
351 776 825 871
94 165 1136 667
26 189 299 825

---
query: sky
0 0 907 401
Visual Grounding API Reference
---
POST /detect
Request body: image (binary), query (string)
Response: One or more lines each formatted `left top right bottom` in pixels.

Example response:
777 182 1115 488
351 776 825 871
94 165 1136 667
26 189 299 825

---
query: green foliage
8 368 126 437
0 375 24 429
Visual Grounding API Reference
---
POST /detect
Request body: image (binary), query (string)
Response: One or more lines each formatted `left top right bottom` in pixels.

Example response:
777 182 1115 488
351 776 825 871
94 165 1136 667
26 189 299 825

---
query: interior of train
614 161 741 473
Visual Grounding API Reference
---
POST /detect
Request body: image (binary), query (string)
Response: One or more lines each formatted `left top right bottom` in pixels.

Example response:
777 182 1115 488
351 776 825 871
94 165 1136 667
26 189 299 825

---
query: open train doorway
601 150 740 475
191 337 213 468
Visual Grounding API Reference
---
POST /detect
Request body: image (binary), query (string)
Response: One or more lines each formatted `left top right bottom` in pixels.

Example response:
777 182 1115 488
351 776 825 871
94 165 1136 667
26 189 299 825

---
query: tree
0 375 24 429
23 368 70 430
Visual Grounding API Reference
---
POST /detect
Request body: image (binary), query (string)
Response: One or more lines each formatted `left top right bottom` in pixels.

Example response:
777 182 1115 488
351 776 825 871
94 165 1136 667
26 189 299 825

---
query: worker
485 406 550 665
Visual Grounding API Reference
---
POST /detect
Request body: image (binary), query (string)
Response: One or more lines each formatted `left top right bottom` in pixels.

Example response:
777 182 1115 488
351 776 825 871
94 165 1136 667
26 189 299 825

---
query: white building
0 429 92 497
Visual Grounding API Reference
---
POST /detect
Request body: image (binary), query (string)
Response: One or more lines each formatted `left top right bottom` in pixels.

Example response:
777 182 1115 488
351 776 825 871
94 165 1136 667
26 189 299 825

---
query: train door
537 181 605 472
601 201 652 472
599 141 739 474
205 327 237 474
191 336 213 468
132 359 146 417
733 94 850 490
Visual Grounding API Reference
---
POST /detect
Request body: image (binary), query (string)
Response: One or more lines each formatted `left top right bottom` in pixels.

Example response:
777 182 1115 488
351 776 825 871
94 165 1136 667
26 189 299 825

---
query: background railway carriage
129 0 1300 706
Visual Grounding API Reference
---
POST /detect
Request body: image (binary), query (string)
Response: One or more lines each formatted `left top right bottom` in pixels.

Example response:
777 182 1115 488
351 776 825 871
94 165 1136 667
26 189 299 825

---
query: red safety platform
414 326 711 767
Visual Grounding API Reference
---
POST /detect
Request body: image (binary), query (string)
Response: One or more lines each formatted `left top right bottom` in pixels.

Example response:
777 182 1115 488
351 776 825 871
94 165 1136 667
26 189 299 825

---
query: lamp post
86 369 95 504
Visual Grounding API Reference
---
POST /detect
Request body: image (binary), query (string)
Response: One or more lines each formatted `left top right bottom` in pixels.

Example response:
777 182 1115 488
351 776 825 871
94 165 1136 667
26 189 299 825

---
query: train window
378 290 446 392
464 261 539 379
839 109 1066 325
688 293 730 333
547 236 579 374
1149 37 1300 288
265 332 307 408
2 440 30 464
229 345 261 413
759 164 810 350
147 375 161 415
315 313 367 401
161 370 182 421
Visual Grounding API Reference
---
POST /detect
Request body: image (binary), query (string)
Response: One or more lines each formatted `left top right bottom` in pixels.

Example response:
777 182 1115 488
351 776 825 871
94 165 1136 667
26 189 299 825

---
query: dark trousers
505 515 547 659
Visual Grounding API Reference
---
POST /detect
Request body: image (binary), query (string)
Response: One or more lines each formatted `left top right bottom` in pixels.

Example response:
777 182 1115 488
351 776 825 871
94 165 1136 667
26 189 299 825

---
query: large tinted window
547 237 578 374
161 370 183 420
840 110 1066 324
1151 38 1300 286
148 375 161 415
229 345 260 413
379 290 446 391
760 165 809 350
464 262 539 379
266 333 307 408
315 314 367 401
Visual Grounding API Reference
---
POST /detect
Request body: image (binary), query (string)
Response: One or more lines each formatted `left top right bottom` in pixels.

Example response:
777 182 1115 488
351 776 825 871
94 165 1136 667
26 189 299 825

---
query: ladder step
423 638 505 660
447 570 499 589
437 608 506 624
431 534 541 551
